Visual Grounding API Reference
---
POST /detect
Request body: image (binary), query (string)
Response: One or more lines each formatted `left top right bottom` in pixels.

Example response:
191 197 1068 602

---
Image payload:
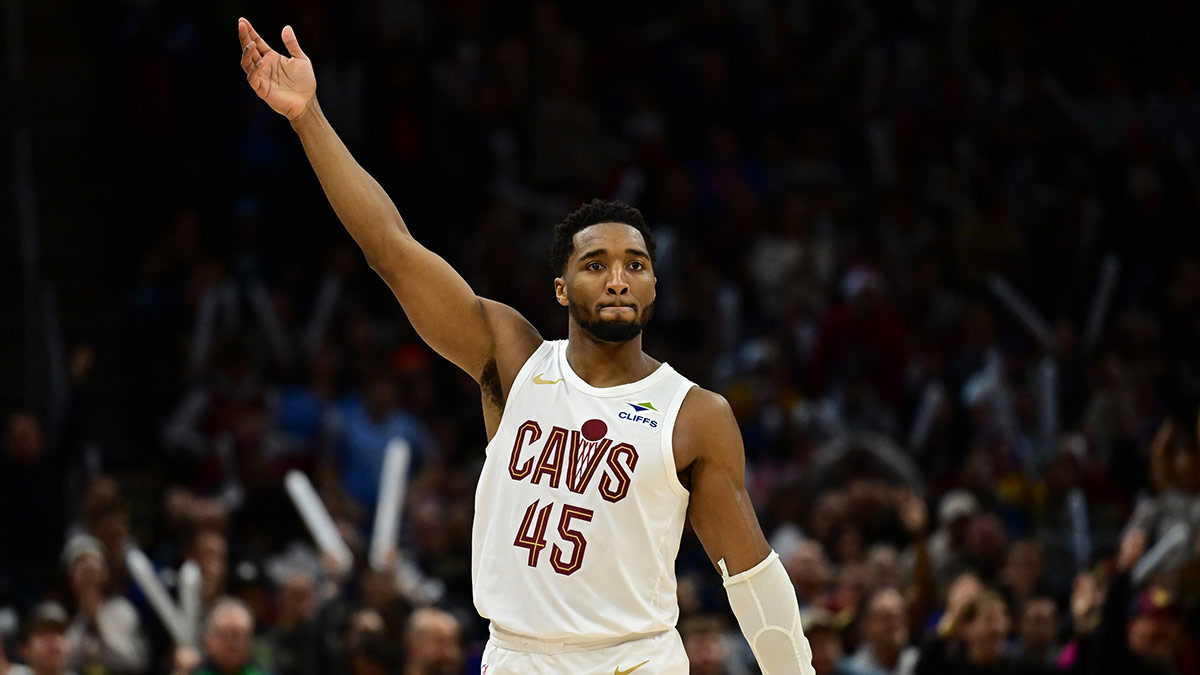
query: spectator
1000 540 1050 609
323 375 432 519
60 535 149 674
926 490 979 587
173 598 271 675
1012 597 1061 666
1121 419 1200 574
330 607 394 675
0 413 69 608
1074 531 1190 675
9 603 76 675
402 608 462 675
915 589 1058 675
800 608 844 675
840 588 919 675
784 540 832 609
680 615 736 675
261 573 316 675
188 530 230 611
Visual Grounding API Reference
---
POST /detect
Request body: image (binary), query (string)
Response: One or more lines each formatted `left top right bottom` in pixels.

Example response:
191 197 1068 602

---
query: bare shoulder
673 386 743 472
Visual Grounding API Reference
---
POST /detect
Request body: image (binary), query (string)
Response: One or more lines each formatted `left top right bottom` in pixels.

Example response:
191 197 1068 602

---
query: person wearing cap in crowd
60 534 148 674
8 603 77 675
926 490 979 586
799 608 843 675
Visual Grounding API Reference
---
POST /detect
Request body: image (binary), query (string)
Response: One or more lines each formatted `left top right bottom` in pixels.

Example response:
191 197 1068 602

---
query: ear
554 277 568 306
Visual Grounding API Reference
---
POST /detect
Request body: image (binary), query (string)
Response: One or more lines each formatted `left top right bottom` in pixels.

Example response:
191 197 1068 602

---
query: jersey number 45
514 500 594 576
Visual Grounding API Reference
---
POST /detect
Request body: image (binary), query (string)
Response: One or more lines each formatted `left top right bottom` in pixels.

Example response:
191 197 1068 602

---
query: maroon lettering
508 421 541 480
550 505 594 575
598 442 638 503
531 426 568 488
513 500 553 566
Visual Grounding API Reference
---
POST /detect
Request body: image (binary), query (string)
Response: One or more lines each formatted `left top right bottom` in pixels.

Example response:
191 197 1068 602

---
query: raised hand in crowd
936 571 983 639
895 489 928 538
1069 572 1103 637
1117 528 1147 575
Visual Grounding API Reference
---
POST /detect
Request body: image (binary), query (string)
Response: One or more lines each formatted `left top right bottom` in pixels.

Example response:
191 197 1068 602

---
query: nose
605 268 629 295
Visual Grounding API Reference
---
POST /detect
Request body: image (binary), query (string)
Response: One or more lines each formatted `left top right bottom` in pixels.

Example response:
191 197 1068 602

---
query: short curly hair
549 199 656 276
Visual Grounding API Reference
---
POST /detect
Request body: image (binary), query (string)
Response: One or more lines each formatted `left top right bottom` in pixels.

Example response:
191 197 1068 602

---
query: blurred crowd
4 0 1200 673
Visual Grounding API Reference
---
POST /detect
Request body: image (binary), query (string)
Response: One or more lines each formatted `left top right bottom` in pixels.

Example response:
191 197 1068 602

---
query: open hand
238 18 316 121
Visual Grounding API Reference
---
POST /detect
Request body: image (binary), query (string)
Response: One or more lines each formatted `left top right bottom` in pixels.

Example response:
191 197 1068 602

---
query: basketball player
238 18 814 675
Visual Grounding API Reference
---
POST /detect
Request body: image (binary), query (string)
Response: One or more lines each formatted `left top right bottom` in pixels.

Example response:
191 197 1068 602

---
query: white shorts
480 625 689 674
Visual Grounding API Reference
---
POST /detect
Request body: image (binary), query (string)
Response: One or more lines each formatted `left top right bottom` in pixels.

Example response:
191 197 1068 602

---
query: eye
586 261 603 271
629 261 645 271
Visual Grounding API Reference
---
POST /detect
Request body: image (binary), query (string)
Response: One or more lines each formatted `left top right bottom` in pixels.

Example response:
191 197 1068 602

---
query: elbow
364 228 414 274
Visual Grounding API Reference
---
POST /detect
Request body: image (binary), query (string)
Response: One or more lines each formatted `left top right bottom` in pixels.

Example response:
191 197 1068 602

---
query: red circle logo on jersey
581 419 607 441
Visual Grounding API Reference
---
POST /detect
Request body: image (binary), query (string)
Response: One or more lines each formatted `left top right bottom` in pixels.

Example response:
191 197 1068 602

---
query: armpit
480 357 503 409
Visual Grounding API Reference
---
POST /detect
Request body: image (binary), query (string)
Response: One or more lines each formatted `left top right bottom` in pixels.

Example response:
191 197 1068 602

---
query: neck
565 325 657 387
966 644 1000 667
872 644 900 667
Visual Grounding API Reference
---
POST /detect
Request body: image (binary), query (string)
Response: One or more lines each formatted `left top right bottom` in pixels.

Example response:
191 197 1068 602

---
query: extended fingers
240 40 258 74
238 17 272 57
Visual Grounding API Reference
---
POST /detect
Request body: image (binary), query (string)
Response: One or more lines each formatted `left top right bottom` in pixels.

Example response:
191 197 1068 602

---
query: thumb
281 25 306 59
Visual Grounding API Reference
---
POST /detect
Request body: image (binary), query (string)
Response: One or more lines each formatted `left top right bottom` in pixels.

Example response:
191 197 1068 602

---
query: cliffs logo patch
619 401 659 428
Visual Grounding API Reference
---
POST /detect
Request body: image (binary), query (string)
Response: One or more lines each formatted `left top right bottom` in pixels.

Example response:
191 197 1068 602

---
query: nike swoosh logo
533 373 563 385
615 660 649 675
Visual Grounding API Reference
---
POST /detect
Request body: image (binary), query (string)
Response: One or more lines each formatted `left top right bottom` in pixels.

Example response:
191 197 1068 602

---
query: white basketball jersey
472 340 696 640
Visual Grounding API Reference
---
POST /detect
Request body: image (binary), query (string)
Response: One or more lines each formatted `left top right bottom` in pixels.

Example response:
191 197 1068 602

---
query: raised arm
237 18 539 388
675 389 815 675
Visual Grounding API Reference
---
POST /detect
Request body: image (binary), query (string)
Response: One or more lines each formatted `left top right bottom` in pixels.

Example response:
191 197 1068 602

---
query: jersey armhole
497 340 555 423
660 381 697 499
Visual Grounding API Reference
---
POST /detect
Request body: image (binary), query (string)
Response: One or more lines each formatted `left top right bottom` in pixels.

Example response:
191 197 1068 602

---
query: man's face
1127 614 1179 663
963 601 1010 665
556 222 656 343
406 612 462 675
278 575 315 626
204 606 254 674
864 590 908 652
5 412 44 463
194 532 229 598
1019 599 1057 653
21 629 68 674
69 552 107 596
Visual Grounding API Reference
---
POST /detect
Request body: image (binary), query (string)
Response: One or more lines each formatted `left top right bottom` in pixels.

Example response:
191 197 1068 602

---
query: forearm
723 551 816 675
290 98 412 267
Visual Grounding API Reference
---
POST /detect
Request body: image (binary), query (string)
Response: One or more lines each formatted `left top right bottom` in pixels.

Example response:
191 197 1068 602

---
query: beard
569 297 655 343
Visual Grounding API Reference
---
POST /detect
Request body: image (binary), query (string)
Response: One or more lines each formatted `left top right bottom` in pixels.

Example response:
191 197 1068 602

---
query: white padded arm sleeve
721 551 815 675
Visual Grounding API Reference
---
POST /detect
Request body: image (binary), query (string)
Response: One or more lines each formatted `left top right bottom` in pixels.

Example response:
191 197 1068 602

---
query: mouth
597 305 636 319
